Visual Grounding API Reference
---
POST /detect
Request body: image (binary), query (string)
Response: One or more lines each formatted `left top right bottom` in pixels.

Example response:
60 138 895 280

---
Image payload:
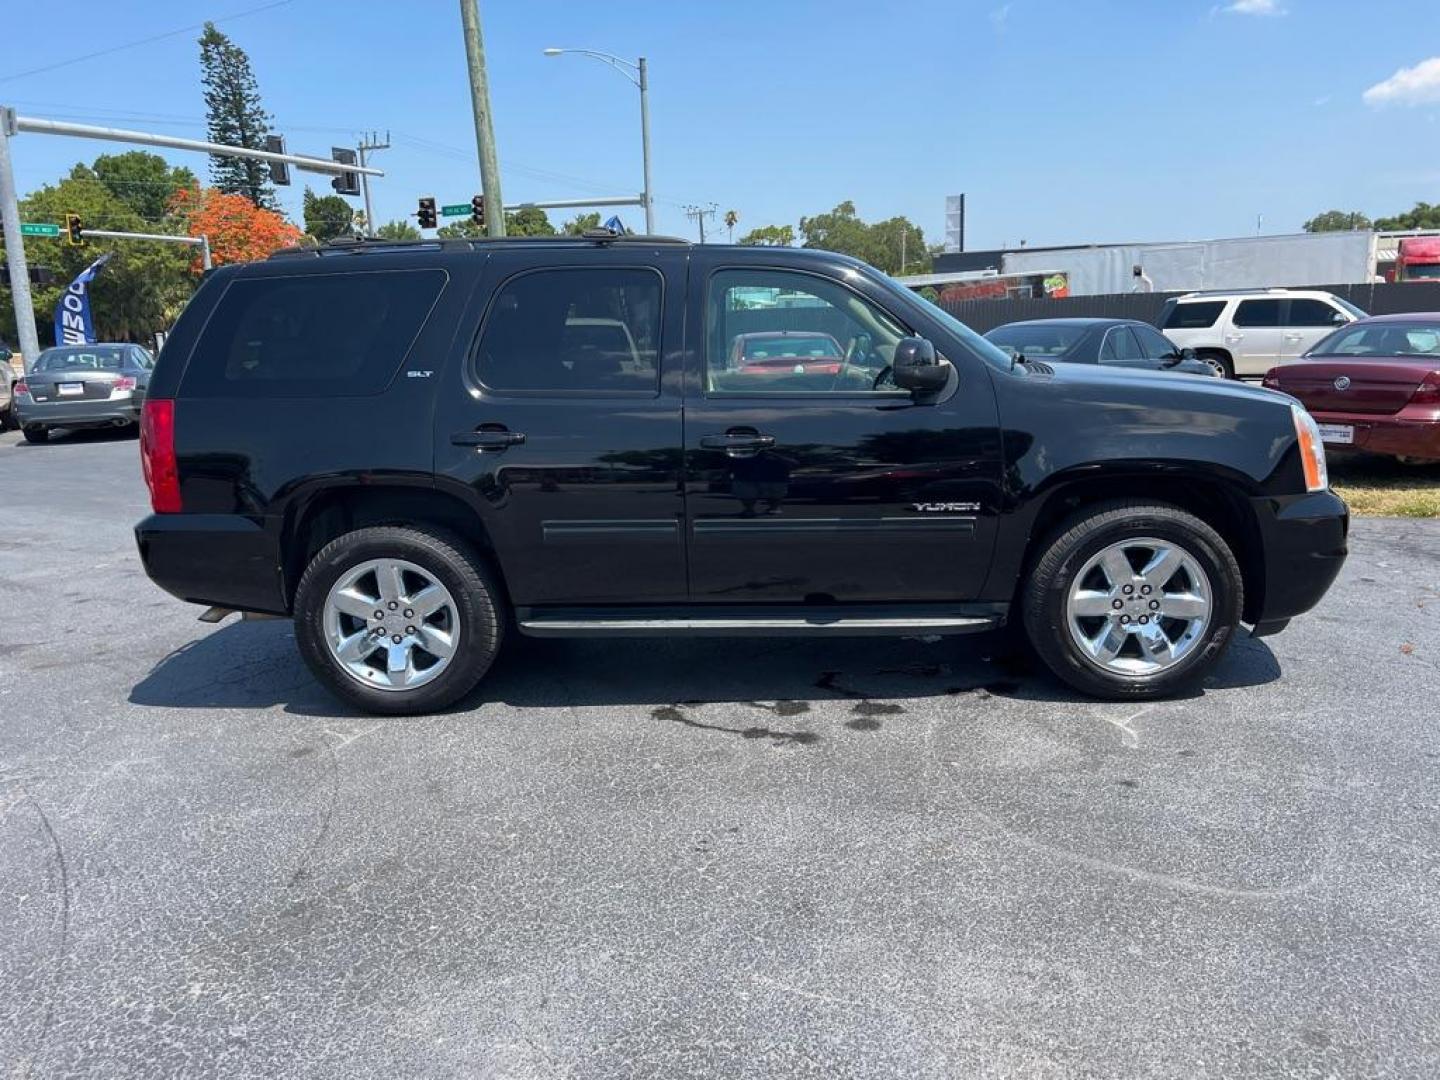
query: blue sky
3 0 1438 249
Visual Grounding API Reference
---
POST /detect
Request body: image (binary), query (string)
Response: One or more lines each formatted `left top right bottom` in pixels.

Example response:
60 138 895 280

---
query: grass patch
1330 456 1440 518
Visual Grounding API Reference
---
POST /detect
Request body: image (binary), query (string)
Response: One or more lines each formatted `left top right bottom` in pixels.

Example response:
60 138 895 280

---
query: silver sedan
13 344 154 443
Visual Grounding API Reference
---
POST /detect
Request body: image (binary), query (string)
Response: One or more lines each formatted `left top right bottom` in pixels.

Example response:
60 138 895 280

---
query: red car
1263 314 1440 465
728 331 846 376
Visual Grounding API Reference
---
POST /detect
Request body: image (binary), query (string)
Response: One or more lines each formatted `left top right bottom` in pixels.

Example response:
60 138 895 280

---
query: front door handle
452 426 526 450
700 432 776 451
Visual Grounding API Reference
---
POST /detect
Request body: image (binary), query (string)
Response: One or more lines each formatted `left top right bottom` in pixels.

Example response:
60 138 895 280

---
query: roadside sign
20 223 61 237
440 204 470 217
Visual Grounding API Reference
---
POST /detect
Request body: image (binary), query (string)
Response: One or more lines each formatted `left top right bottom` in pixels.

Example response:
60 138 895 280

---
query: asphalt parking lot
1 426 1437 1079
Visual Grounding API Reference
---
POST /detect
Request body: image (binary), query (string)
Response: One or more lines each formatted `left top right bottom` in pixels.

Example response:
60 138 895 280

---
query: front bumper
135 513 289 615
1248 489 1349 627
15 395 142 429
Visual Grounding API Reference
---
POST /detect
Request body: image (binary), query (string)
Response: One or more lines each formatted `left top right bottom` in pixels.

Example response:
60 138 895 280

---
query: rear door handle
452 427 526 450
700 432 775 450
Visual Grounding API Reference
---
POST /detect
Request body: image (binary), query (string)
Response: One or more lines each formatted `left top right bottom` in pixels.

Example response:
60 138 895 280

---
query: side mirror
892 336 948 394
1331 311 1348 325
1179 347 1197 360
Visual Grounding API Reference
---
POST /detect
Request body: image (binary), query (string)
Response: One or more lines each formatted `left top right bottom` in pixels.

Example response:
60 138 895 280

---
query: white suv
1157 289 1366 379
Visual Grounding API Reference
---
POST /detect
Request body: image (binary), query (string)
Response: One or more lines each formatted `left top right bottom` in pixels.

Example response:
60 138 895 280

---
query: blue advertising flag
54 253 113 346
603 215 628 235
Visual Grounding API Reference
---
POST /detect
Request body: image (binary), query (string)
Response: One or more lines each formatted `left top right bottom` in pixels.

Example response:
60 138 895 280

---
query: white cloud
1224 0 1285 14
1364 57 1440 108
990 3 1013 32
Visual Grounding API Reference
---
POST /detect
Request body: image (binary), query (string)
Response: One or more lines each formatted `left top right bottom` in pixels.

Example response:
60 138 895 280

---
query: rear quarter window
1162 300 1226 329
180 269 447 398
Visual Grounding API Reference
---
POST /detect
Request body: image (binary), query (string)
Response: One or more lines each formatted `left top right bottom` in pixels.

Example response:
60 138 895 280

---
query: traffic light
417 196 437 230
471 195 486 228
265 134 290 186
330 147 360 197
65 214 84 246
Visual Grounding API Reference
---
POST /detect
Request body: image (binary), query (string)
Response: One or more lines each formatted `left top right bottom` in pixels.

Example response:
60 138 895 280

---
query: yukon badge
911 501 980 513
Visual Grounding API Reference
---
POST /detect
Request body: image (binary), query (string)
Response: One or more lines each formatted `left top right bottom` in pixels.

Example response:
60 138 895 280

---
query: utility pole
0 107 41 365
459 0 505 237
357 131 390 238
684 203 717 243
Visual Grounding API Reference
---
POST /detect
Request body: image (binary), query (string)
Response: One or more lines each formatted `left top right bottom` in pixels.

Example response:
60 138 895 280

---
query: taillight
12 380 29 396
1411 370 1440 405
140 399 181 513
113 376 137 392
1291 402 1328 493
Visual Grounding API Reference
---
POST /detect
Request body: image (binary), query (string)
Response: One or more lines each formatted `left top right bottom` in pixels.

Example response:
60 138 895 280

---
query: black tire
22 426 48 444
293 525 505 715
1021 501 1242 700
1199 350 1235 380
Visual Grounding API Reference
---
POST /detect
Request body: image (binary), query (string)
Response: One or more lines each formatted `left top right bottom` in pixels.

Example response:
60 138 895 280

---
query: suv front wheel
1022 501 1242 699
294 525 504 715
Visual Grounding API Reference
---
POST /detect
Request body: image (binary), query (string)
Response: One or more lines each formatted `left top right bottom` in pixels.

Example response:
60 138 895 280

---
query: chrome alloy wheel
1064 537 1212 677
322 558 460 691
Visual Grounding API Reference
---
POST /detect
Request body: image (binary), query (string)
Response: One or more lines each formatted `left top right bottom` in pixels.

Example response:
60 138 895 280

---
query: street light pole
638 57 654 235
544 48 654 234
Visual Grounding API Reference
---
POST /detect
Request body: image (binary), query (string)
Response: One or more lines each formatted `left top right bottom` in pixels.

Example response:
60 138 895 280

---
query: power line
0 0 298 85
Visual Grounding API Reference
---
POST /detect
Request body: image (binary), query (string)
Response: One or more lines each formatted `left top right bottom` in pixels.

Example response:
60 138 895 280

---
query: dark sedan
1263 314 1440 465
984 318 1223 376
13 344 154 443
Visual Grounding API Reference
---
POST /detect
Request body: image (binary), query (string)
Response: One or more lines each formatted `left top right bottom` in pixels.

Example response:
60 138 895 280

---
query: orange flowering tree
168 187 304 268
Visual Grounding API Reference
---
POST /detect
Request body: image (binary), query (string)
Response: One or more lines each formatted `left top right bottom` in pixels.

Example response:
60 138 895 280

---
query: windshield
873 269 1016 370
34 346 131 372
1307 321 1440 357
984 324 1086 356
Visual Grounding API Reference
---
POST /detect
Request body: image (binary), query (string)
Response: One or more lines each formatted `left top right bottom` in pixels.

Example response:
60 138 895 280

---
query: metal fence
939 281 1440 334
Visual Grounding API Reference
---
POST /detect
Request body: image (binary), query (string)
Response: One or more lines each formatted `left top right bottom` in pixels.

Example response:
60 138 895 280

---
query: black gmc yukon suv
135 235 1348 714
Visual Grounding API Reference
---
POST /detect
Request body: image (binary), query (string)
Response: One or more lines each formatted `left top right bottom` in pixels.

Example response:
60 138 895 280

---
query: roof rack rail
1179 286 1303 297
268 232 691 259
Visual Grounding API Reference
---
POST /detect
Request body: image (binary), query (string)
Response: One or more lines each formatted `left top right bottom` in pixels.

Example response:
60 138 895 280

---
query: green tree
199 22 275 208
506 206 556 236
437 217 482 239
795 201 930 274
376 219 421 240
1303 209 1373 232
561 211 602 235
3 174 194 346
739 224 795 246
1374 202 1440 231
302 186 355 241
83 151 198 223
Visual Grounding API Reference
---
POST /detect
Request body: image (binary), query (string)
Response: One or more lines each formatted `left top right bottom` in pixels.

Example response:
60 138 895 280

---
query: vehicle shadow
9 425 138 447
127 618 1281 717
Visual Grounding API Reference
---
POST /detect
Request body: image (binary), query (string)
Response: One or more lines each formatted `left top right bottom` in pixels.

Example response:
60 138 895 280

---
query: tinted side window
1100 327 1143 363
1233 299 1282 328
1286 298 1344 327
1163 301 1225 329
706 269 909 394
475 268 661 394
1133 325 1177 358
182 269 446 398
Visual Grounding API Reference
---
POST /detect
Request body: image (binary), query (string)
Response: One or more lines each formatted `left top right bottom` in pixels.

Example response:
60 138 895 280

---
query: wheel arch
994 465 1268 624
281 480 510 609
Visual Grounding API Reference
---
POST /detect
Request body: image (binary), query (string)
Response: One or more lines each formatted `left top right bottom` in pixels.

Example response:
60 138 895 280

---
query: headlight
1291 402 1328 493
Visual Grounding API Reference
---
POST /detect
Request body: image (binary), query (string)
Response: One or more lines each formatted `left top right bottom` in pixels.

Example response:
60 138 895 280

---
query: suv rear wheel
294 525 504 715
22 425 48 444
1021 501 1242 699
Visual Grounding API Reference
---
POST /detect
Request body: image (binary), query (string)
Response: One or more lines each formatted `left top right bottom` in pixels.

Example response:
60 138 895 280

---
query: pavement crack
22 791 71 1072
287 735 342 888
